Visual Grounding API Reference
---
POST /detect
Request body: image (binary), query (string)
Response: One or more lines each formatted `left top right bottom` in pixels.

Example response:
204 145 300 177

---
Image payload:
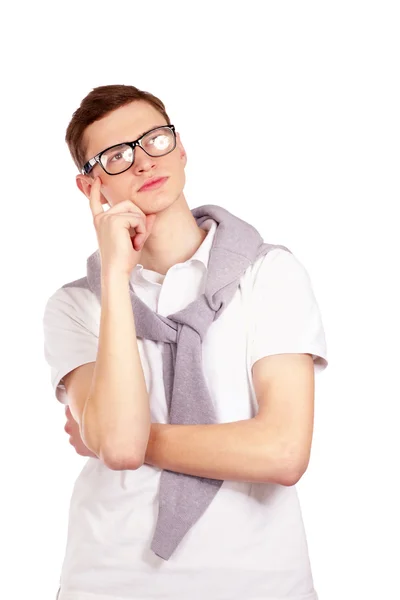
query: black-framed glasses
81 124 176 176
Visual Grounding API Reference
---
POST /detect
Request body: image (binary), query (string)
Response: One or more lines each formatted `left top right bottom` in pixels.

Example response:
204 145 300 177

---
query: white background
1 1 399 599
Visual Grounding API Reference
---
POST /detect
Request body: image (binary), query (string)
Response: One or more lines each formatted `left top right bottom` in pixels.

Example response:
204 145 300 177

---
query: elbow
79 429 143 470
272 447 309 487
104 457 144 471
81 414 150 472
277 466 305 487
101 448 145 471
99 441 147 471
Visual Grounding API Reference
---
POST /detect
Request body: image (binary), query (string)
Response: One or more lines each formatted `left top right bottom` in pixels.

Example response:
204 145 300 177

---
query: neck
138 193 208 276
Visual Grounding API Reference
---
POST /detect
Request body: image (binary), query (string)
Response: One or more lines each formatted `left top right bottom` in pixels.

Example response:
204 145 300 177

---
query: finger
135 214 157 250
106 212 146 252
131 220 148 250
110 213 147 238
107 212 146 236
88 177 104 218
109 199 145 216
133 234 146 250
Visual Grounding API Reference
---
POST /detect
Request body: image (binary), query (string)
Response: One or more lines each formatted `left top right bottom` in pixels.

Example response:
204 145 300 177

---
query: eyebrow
88 124 167 164
105 124 163 152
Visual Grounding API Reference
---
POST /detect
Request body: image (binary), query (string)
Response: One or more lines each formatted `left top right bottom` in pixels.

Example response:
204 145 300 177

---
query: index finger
88 177 104 218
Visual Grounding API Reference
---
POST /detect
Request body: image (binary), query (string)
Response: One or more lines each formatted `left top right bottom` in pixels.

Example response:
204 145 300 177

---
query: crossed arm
65 352 315 486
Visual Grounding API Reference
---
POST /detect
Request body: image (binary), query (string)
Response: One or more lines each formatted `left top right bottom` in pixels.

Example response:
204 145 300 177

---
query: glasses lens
142 127 175 156
99 127 175 174
100 144 134 175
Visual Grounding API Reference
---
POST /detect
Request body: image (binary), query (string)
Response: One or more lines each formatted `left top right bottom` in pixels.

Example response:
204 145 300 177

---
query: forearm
146 418 289 484
82 273 150 468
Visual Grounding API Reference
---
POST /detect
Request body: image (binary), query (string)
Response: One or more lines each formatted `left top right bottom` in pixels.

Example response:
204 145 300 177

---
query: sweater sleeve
248 248 328 374
42 286 100 404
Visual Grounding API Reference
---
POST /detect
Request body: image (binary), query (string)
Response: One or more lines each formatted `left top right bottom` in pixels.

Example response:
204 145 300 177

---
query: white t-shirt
43 218 328 600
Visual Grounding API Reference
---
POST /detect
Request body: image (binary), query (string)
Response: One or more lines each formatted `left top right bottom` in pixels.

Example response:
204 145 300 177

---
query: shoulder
247 247 328 372
248 247 311 289
43 276 99 332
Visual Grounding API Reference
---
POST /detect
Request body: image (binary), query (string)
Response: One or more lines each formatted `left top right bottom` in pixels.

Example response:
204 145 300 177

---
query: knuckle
111 199 133 212
122 199 135 208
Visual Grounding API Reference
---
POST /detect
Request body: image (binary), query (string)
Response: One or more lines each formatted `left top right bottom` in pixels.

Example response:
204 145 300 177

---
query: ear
76 174 109 206
176 132 187 166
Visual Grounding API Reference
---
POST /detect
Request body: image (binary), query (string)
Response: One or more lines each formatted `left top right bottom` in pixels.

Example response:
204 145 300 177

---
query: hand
64 406 97 458
89 177 157 278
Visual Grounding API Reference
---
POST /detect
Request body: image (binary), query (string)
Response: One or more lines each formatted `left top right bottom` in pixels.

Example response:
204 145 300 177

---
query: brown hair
65 84 171 174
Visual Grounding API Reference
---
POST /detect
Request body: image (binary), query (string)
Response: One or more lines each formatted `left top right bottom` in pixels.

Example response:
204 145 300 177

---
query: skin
66 98 208 459
64 99 315 484
77 100 207 276
65 405 96 458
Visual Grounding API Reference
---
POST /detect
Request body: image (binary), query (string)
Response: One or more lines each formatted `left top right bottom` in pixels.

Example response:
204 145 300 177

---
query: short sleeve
249 248 328 374
42 286 100 404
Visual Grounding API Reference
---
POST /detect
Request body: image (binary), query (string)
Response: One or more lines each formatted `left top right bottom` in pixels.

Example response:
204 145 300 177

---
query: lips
139 176 168 191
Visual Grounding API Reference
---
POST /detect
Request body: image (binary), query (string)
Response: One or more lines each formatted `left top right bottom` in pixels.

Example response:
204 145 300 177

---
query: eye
150 134 170 150
110 152 123 162
109 147 132 162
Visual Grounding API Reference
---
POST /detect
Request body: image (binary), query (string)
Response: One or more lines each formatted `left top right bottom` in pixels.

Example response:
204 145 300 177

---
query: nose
131 146 157 174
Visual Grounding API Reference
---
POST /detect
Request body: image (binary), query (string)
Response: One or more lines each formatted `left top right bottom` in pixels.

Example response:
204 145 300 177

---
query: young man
43 84 328 600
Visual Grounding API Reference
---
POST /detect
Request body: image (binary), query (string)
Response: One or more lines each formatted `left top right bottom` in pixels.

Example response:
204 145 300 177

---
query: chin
143 188 185 214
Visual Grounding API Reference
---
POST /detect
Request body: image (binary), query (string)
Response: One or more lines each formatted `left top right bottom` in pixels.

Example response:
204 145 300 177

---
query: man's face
77 100 187 213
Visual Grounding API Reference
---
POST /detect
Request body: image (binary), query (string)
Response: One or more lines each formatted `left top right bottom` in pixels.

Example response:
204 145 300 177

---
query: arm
146 420 284 484
145 353 315 486
64 273 150 470
64 405 98 458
